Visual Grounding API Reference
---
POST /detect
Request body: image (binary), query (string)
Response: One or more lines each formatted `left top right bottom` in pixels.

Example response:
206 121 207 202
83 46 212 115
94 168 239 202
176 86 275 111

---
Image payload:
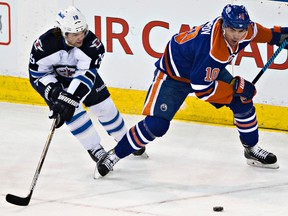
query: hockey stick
252 38 288 84
239 39 288 103
6 117 58 206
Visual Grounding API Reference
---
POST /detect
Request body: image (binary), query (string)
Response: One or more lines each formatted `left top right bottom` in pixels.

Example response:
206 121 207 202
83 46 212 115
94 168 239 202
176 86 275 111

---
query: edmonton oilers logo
160 103 168 112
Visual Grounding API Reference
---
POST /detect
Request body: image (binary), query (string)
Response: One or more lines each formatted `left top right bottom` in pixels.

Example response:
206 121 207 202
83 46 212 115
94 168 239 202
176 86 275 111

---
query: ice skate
132 146 149 158
244 145 279 169
88 145 107 164
97 149 120 177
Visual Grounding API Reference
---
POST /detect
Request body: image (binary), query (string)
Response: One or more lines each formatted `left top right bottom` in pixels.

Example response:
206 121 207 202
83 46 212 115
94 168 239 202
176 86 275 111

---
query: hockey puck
213 206 224 212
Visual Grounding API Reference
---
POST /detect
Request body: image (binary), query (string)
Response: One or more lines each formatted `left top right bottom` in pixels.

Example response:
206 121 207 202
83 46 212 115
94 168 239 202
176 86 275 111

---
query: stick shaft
252 39 288 84
6 118 57 206
29 118 57 193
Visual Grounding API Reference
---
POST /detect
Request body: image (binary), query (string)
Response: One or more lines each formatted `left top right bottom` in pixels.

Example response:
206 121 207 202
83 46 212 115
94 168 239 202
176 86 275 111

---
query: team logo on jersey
54 66 76 77
160 103 168 112
33 38 44 52
90 38 102 49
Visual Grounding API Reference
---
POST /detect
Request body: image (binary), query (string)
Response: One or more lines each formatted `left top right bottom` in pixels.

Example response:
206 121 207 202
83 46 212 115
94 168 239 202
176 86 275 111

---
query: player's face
65 30 87 47
223 27 248 48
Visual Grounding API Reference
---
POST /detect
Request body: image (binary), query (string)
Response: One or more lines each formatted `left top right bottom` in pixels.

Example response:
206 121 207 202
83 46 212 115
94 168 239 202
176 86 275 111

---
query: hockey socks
115 119 155 158
89 97 127 142
114 116 170 158
234 106 258 147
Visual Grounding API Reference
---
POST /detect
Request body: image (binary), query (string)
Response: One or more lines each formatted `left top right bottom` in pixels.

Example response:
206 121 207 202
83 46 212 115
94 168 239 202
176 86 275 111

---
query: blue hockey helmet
221 4 250 30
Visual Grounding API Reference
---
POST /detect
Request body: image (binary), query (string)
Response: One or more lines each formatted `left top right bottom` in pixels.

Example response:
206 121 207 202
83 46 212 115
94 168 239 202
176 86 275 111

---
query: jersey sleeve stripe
75 75 94 89
29 69 51 78
163 44 190 83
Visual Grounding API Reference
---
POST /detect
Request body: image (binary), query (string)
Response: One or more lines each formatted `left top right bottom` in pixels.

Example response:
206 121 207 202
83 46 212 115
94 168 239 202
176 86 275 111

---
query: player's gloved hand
230 76 256 103
269 26 288 49
49 91 80 128
44 82 63 103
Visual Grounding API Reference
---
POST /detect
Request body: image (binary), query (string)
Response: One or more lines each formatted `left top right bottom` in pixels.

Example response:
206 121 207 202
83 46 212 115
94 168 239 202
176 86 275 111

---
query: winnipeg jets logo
33 38 44 51
54 66 76 77
58 66 75 77
90 38 102 49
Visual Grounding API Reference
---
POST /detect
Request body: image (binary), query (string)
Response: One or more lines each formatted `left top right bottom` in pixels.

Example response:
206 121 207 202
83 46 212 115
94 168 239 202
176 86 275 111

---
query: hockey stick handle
6 117 58 206
252 39 288 84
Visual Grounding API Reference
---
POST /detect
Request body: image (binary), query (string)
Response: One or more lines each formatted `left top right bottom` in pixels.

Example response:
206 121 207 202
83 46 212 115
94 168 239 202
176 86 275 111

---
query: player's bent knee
144 116 170 137
89 97 116 117
228 96 253 114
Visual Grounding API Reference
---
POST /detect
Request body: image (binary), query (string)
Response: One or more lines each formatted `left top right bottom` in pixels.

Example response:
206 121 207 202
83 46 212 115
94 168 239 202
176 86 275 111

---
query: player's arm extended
193 76 256 105
253 22 288 47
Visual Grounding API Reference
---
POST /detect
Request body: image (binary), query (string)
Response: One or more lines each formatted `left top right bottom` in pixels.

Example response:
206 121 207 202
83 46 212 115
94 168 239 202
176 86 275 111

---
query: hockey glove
269 26 288 49
44 82 63 103
231 76 256 103
49 91 80 128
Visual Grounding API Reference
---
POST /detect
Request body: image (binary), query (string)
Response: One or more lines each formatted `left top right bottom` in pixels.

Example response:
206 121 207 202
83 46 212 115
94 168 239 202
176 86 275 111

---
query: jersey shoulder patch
31 28 64 61
80 31 105 57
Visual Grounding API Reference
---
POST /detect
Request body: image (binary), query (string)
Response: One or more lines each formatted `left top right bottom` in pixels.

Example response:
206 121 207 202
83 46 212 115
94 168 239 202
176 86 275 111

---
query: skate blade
94 173 102 179
93 165 103 179
246 159 279 169
133 152 149 159
93 164 114 179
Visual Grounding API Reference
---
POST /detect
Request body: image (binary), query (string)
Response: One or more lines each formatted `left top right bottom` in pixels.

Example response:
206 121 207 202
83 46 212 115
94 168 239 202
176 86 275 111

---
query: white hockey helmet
56 6 88 35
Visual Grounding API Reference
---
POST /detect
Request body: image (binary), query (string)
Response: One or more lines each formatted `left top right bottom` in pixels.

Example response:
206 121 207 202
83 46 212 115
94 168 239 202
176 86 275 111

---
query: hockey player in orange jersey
97 4 288 176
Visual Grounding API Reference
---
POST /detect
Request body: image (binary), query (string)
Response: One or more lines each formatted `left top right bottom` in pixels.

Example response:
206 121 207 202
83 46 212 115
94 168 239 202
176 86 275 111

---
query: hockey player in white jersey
29 6 145 168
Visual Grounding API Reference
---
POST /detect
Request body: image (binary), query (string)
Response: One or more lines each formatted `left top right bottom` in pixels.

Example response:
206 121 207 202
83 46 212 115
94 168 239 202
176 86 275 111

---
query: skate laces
250 146 269 159
89 146 107 162
93 147 107 160
102 150 120 171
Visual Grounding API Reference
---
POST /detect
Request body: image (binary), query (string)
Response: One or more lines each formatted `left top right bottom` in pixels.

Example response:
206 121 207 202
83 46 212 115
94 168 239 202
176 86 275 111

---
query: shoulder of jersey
32 28 63 57
82 31 104 50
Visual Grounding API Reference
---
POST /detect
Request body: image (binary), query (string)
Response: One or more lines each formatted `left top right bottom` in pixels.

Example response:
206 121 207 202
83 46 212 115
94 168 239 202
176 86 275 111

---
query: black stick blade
6 193 31 206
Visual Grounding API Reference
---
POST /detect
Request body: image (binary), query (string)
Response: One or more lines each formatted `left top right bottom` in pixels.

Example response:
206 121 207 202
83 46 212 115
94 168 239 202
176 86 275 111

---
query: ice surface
1 102 288 216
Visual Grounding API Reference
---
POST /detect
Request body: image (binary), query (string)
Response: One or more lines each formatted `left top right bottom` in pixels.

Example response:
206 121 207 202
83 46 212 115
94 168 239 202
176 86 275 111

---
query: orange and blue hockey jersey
155 17 274 105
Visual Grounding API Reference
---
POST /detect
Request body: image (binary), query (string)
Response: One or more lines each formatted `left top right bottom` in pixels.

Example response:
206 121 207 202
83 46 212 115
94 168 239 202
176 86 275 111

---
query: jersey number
95 53 104 68
205 67 220 82
174 26 201 44
30 54 35 64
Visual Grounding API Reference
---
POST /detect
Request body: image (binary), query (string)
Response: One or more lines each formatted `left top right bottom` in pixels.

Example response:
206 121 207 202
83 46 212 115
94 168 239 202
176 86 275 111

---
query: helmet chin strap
222 27 235 49
222 27 229 43
222 28 226 38
240 31 248 41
